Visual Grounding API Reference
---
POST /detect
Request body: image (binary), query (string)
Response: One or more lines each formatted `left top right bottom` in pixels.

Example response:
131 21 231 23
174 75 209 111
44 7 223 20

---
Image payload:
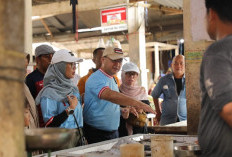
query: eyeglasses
70 62 78 69
125 72 138 76
105 57 123 63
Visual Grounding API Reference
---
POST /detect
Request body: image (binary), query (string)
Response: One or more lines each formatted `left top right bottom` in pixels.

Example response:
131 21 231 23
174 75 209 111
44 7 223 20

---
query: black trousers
83 123 118 144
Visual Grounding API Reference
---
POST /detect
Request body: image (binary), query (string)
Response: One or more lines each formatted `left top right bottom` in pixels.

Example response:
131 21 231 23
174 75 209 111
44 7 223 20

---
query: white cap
122 62 140 74
51 49 83 64
103 39 127 60
97 38 105 49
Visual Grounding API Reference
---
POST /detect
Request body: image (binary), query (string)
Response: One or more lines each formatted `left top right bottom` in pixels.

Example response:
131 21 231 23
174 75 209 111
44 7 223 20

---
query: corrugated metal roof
153 0 183 9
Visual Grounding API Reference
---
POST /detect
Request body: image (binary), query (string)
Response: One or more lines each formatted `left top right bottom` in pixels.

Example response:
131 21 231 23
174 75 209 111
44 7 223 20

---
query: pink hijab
119 71 148 101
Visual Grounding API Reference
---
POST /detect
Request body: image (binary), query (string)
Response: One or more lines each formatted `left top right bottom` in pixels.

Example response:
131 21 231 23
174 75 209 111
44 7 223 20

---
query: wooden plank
40 18 53 37
146 42 178 49
129 3 183 15
150 5 183 15
149 126 187 134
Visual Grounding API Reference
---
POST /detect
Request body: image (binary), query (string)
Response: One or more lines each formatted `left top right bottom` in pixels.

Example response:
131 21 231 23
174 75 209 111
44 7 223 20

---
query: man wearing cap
83 40 155 144
25 44 55 99
77 43 120 98
151 55 186 125
77 47 105 96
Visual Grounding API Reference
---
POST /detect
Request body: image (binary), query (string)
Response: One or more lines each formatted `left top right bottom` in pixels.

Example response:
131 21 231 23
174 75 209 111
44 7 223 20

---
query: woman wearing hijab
119 62 150 136
35 49 84 148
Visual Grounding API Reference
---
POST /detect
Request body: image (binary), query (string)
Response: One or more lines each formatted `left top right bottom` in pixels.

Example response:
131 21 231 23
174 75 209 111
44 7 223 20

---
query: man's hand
155 111 161 123
67 95 78 109
153 98 161 124
130 107 139 118
135 102 155 114
100 88 155 114
220 102 232 128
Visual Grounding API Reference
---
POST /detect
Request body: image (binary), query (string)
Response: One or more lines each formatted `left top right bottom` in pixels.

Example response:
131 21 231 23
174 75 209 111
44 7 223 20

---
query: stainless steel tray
25 128 75 151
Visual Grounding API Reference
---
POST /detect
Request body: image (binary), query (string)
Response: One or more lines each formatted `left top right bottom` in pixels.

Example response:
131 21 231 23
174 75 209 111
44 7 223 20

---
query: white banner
101 24 128 33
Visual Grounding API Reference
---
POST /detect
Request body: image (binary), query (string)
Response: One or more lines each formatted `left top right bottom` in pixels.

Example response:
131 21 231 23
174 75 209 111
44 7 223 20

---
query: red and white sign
101 7 127 33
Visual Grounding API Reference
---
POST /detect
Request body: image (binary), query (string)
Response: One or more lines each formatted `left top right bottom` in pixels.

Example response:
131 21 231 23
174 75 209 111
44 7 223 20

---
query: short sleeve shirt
198 35 232 157
40 92 83 129
25 69 44 99
77 69 94 96
84 69 120 131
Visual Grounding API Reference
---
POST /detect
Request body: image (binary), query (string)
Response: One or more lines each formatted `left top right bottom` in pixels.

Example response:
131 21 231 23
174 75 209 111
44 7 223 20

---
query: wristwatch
66 107 74 115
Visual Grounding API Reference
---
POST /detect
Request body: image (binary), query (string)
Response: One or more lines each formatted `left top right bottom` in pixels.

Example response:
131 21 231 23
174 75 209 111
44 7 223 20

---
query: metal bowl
174 144 201 157
25 128 76 151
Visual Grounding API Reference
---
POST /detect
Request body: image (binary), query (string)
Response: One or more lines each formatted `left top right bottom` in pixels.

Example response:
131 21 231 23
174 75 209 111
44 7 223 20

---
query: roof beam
146 42 178 49
150 24 183 32
40 18 53 37
33 31 127 43
149 5 183 15
33 0 182 20
32 0 127 19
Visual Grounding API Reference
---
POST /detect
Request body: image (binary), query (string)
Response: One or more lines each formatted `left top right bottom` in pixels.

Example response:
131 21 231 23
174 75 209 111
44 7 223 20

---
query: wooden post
24 0 32 57
154 44 159 82
0 0 26 156
184 0 212 134
128 2 148 91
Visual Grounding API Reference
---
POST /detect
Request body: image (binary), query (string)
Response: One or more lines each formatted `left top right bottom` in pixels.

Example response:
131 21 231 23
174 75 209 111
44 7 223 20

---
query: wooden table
148 126 187 134
148 121 188 134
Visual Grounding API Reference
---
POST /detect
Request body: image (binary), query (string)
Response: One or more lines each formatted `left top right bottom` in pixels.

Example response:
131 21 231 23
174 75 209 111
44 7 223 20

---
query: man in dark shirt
198 0 232 156
25 45 55 99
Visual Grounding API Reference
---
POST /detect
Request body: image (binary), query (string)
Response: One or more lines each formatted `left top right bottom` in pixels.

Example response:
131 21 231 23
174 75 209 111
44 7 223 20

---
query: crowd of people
23 39 189 150
22 0 232 156
24 40 188 149
24 40 157 148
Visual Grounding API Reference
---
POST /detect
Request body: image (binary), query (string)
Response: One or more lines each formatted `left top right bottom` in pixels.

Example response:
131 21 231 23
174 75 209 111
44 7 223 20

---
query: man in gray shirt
198 0 232 156
152 55 186 125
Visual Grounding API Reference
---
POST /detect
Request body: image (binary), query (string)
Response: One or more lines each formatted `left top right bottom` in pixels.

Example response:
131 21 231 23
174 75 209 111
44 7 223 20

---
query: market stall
32 133 199 157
